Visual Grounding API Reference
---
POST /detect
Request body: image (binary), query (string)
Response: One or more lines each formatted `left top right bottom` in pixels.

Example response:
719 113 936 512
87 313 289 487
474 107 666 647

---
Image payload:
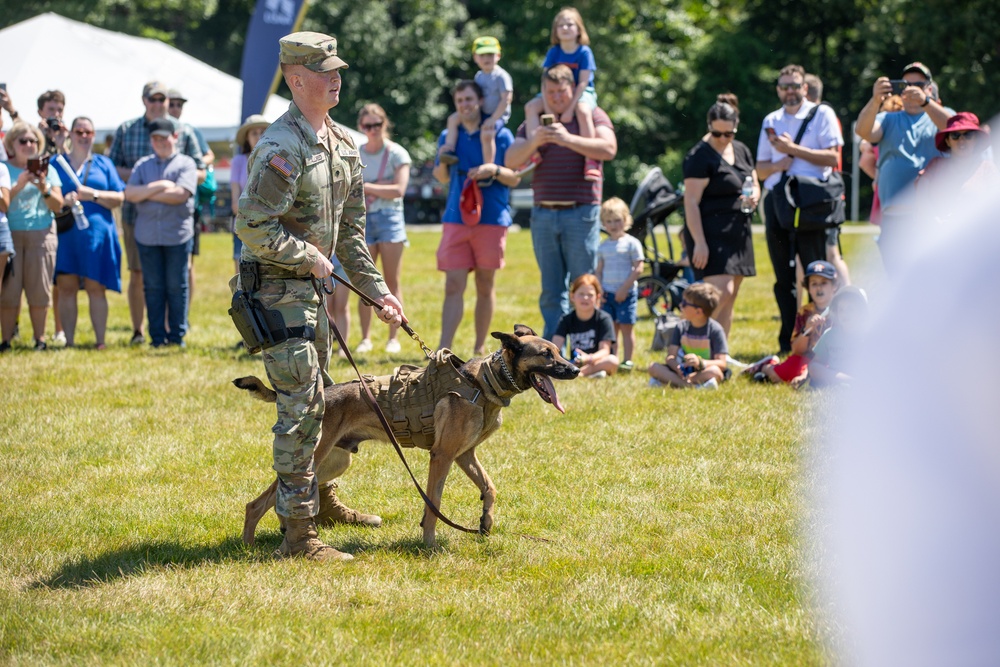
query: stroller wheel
636 275 672 318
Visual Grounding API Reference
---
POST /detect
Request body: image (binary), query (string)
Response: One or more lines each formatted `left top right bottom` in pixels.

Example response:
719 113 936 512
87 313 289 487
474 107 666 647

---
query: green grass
0 225 883 665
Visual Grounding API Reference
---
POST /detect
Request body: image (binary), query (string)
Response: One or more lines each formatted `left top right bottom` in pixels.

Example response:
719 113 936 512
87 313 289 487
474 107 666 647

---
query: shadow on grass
30 531 444 589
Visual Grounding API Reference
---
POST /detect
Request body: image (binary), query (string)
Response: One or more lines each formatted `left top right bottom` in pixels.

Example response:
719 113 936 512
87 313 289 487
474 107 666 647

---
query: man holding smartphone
755 63 843 354
505 64 618 340
855 62 953 273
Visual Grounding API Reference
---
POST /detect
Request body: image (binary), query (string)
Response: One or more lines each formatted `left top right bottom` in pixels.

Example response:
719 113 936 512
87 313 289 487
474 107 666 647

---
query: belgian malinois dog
235 324 579 548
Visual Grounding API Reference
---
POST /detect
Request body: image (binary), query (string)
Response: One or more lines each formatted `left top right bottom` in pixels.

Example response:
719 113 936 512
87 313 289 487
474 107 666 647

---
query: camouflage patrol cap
279 32 348 72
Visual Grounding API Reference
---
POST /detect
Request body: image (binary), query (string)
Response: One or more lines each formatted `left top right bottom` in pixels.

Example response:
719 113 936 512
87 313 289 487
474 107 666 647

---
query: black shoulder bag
771 105 846 231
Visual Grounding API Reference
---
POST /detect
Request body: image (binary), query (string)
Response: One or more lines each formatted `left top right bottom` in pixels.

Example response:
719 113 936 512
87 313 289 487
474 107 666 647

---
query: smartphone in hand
540 114 555 126
888 80 909 95
765 127 777 139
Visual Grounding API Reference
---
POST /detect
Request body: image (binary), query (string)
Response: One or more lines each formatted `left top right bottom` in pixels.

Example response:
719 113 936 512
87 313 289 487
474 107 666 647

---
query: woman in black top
681 96 760 337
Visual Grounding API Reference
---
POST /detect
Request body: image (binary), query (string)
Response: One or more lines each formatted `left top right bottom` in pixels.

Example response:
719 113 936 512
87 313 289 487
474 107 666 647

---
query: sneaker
354 338 373 354
743 355 779 376
385 339 401 353
52 331 67 346
130 331 145 346
618 360 634 373
725 355 749 374
751 371 769 383
583 159 602 182
0 341 10 353
697 378 719 390
517 153 543 176
587 370 608 379
33 338 47 351
439 150 459 166
95 343 107 351
648 377 664 388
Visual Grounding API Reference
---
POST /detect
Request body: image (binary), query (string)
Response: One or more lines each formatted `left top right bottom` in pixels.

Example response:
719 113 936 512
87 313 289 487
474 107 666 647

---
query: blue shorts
601 286 637 325
365 208 407 245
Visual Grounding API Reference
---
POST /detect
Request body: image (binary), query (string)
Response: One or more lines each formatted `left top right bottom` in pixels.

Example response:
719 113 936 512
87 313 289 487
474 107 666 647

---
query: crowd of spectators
1 20 996 389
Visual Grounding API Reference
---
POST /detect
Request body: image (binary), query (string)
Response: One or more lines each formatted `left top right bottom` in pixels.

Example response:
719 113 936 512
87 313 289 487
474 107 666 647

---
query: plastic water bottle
72 201 89 230
740 176 754 214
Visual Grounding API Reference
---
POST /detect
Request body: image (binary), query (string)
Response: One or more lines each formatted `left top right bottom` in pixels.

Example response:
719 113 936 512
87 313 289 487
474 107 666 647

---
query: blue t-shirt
436 116 513 227
875 109 953 208
543 45 597 88
4 163 62 232
128 152 197 246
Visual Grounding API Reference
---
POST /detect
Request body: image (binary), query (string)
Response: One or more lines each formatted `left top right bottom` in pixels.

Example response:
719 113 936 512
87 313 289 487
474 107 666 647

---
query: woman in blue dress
50 117 125 349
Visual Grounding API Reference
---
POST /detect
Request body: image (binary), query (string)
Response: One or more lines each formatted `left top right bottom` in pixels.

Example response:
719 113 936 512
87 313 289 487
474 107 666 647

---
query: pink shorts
774 354 808 382
436 223 508 271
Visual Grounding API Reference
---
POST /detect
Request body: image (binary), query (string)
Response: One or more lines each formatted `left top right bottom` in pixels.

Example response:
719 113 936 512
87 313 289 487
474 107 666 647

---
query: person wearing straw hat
229 114 269 275
234 31 404 563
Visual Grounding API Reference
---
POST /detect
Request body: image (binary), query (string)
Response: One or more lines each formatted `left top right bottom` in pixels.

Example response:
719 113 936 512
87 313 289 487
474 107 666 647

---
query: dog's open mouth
530 373 565 413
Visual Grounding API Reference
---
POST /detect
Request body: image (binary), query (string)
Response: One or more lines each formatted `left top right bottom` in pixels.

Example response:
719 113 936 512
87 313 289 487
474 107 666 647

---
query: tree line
7 0 997 211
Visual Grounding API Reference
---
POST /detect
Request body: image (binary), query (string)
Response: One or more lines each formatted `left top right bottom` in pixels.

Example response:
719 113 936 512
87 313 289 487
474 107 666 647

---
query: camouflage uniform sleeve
235 140 321 275
335 132 389 299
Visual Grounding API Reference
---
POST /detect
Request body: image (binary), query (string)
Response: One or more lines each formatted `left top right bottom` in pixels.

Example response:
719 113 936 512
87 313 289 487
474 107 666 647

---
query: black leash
314 276 480 536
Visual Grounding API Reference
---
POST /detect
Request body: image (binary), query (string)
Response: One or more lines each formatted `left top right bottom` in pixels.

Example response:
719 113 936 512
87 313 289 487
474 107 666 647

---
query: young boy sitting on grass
808 285 869 389
552 274 620 378
647 282 727 389
746 260 836 386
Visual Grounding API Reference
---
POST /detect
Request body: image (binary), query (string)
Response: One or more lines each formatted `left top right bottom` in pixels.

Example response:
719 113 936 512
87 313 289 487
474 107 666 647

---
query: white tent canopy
0 13 363 146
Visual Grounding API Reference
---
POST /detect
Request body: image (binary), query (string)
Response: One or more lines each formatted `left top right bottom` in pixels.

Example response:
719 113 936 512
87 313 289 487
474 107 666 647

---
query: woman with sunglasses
351 102 411 355
918 112 999 192
1 122 64 351
50 117 126 349
680 96 760 337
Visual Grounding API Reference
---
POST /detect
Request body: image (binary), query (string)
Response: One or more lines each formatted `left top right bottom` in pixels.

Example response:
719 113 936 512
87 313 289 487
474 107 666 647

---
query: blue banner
239 0 309 122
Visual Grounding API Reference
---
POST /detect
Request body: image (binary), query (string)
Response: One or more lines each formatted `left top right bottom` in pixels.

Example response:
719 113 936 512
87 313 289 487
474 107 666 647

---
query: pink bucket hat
935 112 989 152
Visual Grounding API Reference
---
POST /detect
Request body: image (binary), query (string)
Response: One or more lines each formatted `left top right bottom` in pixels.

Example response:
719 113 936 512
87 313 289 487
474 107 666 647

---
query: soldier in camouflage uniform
235 31 405 562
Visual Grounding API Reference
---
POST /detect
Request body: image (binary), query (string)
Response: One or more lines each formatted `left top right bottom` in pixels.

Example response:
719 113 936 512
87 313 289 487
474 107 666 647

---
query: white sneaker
385 339 401 353
52 331 67 347
648 377 664 388
588 370 607 379
354 339 373 354
725 355 749 373
698 378 719 390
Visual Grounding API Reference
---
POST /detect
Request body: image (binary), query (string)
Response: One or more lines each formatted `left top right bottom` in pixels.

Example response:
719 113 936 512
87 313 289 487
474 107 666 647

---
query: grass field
0 224 883 665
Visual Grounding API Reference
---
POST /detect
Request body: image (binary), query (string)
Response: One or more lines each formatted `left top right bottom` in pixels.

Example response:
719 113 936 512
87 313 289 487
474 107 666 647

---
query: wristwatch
920 97 930 107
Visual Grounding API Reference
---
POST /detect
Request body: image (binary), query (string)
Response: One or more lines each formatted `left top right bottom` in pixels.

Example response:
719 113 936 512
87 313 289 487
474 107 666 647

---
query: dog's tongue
539 375 565 414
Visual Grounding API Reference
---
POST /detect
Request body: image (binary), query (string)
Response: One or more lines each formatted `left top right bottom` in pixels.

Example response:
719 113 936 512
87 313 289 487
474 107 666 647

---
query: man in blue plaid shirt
110 80 205 345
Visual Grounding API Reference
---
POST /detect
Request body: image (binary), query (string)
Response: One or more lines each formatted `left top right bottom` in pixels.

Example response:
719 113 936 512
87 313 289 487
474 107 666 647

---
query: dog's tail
233 376 278 403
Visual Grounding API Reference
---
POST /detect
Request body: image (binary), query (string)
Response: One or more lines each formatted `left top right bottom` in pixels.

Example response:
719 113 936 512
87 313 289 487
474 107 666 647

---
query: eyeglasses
147 96 166 103
18 137 39 145
905 80 929 89
73 129 94 137
680 299 698 309
777 83 802 91
360 122 383 131
948 131 975 141
709 130 736 138
169 101 184 108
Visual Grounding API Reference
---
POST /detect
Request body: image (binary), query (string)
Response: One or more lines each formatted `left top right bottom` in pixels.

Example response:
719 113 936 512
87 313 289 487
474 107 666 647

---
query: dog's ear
491 331 524 352
512 324 537 338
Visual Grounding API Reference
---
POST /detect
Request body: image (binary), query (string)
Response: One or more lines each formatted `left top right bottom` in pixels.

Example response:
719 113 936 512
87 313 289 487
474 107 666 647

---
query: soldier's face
293 66 343 109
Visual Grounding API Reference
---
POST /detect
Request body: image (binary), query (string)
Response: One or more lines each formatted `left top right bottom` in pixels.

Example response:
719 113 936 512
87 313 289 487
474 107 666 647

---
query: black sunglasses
18 137 39 145
948 131 975 141
146 96 167 103
777 83 802 91
361 122 384 131
709 130 736 138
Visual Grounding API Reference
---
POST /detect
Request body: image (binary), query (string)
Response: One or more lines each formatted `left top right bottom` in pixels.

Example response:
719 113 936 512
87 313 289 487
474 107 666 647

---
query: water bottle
740 176 754 214
72 200 89 230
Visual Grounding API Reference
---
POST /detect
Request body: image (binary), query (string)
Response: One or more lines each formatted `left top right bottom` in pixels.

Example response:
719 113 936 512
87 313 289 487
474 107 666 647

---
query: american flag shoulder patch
267 154 295 179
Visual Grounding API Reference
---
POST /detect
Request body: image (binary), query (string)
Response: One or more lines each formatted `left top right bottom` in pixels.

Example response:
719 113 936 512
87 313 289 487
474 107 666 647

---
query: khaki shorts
1 229 57 308
122 222 141 272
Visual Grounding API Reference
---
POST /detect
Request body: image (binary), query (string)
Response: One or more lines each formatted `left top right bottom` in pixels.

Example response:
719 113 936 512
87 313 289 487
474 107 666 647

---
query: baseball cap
167 89 187 102
902 61 933 81
148 116 179 137
803 260 837 284
143 81 169 99
279 32 348 72
472 36 501 55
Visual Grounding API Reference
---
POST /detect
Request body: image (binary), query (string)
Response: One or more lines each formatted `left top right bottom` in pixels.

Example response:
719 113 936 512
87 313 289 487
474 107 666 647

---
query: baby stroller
628 167 689 317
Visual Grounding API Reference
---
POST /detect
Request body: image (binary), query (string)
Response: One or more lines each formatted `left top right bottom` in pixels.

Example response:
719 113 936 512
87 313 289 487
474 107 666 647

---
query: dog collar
482 351 520 403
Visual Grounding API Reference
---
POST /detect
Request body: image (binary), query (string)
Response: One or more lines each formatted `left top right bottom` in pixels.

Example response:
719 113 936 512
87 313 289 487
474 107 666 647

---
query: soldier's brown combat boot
276 517 353 562
314 482 382 528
